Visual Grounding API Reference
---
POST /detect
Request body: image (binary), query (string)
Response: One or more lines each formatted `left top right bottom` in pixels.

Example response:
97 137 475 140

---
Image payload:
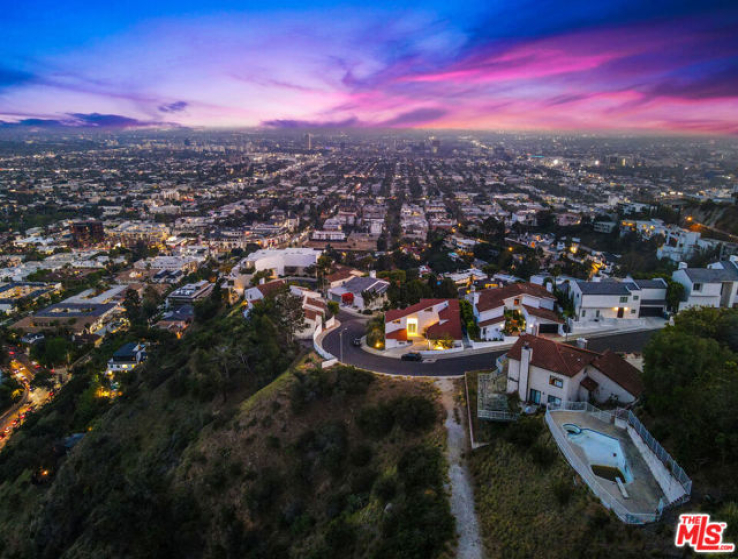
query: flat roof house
568 278 667 323
166 280 214 307
506 334 643 406
329 275 390 311
106 342 147 375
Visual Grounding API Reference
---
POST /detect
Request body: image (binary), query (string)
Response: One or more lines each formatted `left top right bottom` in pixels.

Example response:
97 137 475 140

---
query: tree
124 289 143 325
666 280 686 313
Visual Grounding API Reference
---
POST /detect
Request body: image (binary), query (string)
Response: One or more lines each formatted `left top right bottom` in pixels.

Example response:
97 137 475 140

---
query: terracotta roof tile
476 283 555 313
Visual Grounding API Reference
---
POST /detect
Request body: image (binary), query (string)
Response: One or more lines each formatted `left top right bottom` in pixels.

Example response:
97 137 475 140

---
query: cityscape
0 2 737 559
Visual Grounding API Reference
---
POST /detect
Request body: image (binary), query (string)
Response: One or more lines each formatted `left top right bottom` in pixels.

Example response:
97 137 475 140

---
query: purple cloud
158 101 188 113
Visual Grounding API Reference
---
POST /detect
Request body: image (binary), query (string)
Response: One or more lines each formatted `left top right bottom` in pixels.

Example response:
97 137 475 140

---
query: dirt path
436 377 484 559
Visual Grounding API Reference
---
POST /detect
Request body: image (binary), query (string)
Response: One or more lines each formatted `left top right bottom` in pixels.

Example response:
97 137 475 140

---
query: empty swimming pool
563 423 633 483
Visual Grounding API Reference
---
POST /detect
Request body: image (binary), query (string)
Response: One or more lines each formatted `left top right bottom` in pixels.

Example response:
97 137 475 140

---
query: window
514 298 520 306
633 295 639 300
547 395 562 405
631 309 637 314
581 310 586 317
529 389 541 404
619 296 628 303
407 319 418 335
549 375 563 388
693 283 702 292
595 310 600 318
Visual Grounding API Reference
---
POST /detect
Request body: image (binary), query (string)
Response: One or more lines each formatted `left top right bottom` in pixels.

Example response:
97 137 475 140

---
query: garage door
639 306 663 317
538 323 560 334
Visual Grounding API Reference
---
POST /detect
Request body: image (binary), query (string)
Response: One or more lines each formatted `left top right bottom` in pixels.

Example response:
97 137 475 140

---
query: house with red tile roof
470 282 563 340
505 334 643 406
384 299 463 350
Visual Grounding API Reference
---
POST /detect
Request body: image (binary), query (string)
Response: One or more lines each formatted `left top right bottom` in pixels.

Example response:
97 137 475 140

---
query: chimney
575 337 588 349
678 261 688 270
519 341 533 401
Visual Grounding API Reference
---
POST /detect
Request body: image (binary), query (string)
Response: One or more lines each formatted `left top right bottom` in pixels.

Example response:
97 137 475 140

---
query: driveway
321 311 658 377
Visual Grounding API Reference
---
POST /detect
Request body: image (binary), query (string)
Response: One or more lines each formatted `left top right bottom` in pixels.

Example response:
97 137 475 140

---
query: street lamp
339 328 347 363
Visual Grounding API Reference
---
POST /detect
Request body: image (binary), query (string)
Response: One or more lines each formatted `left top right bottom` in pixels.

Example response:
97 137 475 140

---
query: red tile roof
386 328 408 341
591 350 644 397
256 280 286 298
326 268 360 284
521 304 563 324
476 283 555 313
507 334 599 377
305 297 327 310
580 376 599 391
385 299 451 322
507 334 643 397
425 299 463 340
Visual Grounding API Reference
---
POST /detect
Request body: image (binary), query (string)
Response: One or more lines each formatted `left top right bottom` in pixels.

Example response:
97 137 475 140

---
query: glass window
549 376 563 388
529 389 541 404
633 295 639 300
619 296 628 303
547 395 562 405
581 310 586 317
693 283 702 292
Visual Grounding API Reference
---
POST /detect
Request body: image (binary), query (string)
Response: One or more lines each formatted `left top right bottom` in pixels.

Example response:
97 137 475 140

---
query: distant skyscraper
304 133 312 150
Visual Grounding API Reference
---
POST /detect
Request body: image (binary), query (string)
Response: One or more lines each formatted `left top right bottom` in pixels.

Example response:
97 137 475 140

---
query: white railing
545 410 660 524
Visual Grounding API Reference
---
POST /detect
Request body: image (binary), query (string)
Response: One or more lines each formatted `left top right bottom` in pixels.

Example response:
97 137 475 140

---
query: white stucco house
384 299 463 349
470 282 563 340
569 278 667 323
328 274 390 311
671 257 738 311
505 334 643 406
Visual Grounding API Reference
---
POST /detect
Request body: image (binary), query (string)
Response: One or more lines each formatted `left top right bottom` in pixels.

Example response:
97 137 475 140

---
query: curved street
322 311 658 377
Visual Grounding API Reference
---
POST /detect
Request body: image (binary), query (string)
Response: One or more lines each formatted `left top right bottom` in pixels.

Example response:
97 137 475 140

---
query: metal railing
545 409 661 524
477 371 519 422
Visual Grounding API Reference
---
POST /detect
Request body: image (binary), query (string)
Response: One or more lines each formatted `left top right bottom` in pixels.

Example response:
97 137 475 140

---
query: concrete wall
627 426 688 504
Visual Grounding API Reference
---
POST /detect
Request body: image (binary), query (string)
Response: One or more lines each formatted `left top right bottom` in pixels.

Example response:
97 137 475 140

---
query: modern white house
242 280 328 338
671 257 738 310
470 282 562 340
239 247 323 277
328 274 390 311
570 280 640 322
384 299 463 349
505 334 643 406
106 342 147 375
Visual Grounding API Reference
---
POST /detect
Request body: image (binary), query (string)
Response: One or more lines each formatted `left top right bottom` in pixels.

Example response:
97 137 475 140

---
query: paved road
322 311 658 377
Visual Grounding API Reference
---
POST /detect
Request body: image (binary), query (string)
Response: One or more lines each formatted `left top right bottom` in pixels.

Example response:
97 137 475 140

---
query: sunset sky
2 0 737 133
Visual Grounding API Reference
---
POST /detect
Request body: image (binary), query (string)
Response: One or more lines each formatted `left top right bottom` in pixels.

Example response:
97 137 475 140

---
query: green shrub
506 417 542 448
398 445 444 493
350 443 374 467
373 474 397 502
356 403 395 438
392 395 436 432
552 478 572 505
530 442 557 468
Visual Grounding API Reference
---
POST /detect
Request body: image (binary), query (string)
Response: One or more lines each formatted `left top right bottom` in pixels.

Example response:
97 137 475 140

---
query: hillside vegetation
0 297 454 559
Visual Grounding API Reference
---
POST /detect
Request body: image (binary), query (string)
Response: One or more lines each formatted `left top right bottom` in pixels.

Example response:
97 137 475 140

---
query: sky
1 0 737 134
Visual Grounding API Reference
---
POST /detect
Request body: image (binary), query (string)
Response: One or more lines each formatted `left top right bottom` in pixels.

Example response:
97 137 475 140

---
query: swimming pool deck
548 410 664 518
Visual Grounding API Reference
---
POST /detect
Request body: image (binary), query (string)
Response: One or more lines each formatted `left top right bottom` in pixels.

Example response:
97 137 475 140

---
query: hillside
0 300 454 559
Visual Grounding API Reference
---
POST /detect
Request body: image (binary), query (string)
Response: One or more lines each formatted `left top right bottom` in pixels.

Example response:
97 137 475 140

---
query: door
529 389 541 405
617 307 624 318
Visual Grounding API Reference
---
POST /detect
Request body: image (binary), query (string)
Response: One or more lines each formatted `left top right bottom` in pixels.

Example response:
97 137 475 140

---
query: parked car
352 338 362 347
401 352 423 362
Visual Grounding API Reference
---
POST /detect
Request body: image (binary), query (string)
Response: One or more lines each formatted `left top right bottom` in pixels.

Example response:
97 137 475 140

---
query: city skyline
2 0 737 134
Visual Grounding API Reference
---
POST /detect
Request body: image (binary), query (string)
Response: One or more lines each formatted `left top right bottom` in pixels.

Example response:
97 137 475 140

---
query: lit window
549 376 563 389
